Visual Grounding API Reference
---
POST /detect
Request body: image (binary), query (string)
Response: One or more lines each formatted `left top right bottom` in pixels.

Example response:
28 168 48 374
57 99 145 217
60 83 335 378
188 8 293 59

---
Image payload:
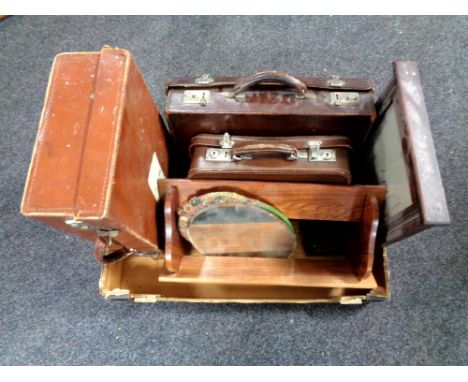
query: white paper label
148 153 165 201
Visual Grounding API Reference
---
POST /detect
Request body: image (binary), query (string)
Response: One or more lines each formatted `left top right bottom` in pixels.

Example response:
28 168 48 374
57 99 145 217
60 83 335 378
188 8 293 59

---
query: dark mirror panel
178 192 296 258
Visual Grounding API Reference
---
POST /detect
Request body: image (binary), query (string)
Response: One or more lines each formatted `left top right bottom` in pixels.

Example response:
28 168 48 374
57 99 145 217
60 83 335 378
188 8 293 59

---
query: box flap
364 61 450 245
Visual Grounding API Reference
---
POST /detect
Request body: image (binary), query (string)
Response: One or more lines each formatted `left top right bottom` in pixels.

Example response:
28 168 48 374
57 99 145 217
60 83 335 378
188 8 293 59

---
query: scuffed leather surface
188 134 352 183
20 47 169 254
166 83 375 160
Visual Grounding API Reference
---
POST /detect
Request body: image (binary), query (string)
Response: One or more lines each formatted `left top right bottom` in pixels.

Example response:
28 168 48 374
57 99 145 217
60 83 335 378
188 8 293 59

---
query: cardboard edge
98 250 390 305
366 248 391 301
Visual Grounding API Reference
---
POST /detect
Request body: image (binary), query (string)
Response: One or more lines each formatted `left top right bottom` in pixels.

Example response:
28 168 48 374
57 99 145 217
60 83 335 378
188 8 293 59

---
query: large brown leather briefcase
165 70 376 172
21 47 450 304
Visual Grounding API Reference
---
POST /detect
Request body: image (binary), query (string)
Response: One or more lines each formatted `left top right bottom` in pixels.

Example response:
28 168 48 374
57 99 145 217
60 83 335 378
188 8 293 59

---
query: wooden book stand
159 179 382 289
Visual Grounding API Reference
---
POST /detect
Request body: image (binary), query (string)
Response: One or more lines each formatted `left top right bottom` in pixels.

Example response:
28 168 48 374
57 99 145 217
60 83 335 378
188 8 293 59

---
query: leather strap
94 236 134 264
232 143 298 160
232 71 308 97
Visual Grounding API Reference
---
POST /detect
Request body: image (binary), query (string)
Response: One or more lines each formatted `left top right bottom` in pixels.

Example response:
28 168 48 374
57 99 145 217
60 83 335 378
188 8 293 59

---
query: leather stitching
25 59 63 210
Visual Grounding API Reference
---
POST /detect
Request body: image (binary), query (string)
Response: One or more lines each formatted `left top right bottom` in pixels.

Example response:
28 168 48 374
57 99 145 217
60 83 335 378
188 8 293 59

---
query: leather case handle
232 71 308 98
232 143 298 161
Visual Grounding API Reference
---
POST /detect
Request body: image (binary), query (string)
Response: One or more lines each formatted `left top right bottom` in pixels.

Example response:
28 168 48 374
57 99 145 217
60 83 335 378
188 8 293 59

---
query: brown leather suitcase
187 133 352 184
20 46 169 264
21 48 450 304
165 71 376 169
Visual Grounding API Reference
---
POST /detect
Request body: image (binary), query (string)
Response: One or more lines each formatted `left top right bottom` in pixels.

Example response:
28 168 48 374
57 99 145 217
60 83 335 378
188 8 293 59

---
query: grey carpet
0 15 467 366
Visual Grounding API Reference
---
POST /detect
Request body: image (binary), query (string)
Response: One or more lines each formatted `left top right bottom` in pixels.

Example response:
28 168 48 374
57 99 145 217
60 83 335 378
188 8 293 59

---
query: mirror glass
178 192 296 258
370 103 413 224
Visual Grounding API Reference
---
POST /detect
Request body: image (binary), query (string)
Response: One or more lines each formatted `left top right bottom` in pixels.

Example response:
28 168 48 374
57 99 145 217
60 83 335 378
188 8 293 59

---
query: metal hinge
195 73 214 84
96 228 120 238
327 75 345 87
64 219 91 230
220 132 234 148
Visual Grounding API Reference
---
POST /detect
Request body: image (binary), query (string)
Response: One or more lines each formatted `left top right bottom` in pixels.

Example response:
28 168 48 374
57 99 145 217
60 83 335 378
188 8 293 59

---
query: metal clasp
307 140 336 162
205 133 235 161
206 148 232 162
183 90 210 105
308 141 322 160
330 92 360 106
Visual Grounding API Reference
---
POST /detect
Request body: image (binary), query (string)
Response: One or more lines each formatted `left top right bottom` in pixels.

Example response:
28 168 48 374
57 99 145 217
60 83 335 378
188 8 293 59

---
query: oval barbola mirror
178 192 296 258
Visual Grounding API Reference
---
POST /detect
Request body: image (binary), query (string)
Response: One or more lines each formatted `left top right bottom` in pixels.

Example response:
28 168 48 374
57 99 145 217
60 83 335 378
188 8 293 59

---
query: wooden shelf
158 179 386 222
159 255 377 289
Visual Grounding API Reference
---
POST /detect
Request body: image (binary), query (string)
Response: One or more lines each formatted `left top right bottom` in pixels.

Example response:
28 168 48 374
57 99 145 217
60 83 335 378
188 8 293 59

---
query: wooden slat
352 194 380 280
164 186 184 273
159 256 377 289
158 179 386 222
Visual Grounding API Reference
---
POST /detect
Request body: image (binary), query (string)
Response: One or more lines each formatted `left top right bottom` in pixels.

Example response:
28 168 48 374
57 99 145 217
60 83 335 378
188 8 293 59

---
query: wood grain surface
158 179 386 222
352 194 380 279
164 186 184 272
159 255 377 289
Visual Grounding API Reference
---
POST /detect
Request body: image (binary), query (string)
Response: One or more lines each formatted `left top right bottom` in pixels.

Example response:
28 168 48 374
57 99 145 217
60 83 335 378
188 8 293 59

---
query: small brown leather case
188 134 352 184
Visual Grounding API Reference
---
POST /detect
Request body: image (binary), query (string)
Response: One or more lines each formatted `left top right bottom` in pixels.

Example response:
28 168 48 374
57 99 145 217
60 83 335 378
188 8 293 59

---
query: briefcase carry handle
232 143 298 161
232 71 308 98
